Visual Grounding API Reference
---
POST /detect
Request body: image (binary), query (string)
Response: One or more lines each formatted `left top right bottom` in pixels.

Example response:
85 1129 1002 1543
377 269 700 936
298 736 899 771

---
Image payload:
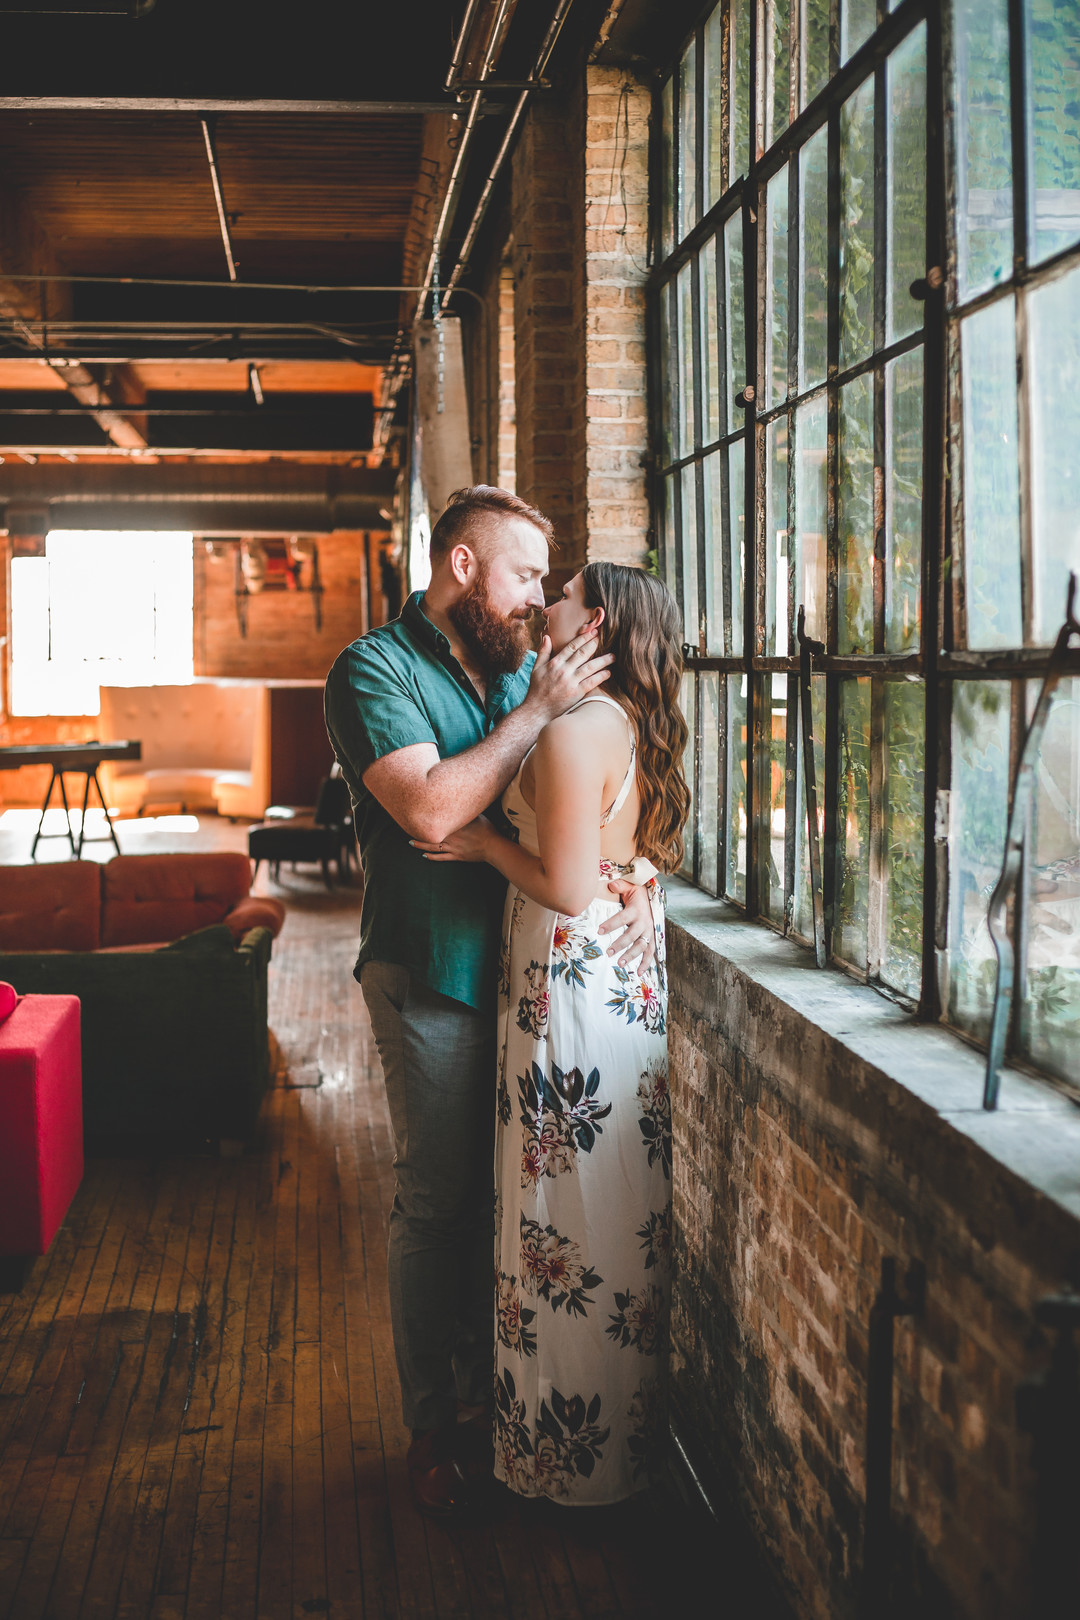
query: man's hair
428 485 555 563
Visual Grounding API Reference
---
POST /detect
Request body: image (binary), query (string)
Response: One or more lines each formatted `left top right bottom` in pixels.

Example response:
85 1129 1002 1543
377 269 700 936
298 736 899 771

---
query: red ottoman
0 988 83 1258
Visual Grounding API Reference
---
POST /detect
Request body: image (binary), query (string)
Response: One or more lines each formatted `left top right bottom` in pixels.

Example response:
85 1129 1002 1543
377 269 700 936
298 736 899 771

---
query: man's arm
362 630 612 845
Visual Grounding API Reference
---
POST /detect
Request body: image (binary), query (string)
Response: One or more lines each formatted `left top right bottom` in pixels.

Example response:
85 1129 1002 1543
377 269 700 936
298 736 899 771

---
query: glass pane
682 463 700 650
725 210 746 418
726 673 749 902
887 23 927 344
767 167 790 407
680 37 699 238
765 415 790 657
703 450 724 656
732 0 752 178
762 674 789 921
794 672 827 941
960 298 1022 648
800 127 829 391
882 681 925 998
803 0 831 108
1024 0 1080 266
836 677 872 969
951 0 1013 302
680 671 697 879
700 670 721 896
660 284 675 466
704 5 726 212
885 347 923 653
1028 263 1080 645
663 472 678 600
661 73 675 260
794 393 829 645
947 681 1011 1040
677 260 696 456
729 436 746 657
1022 676 1080 1085
838 371 875 655
767 0 792 149
840 75 876 368
841 0 876 64
701 243 720 446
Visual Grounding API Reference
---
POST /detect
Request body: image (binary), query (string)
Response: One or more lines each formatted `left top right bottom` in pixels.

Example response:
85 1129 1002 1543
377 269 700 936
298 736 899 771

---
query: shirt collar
403 590 449 655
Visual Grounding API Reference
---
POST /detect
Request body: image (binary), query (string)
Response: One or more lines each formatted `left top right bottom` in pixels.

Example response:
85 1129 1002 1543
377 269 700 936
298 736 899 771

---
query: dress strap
565 694 637 826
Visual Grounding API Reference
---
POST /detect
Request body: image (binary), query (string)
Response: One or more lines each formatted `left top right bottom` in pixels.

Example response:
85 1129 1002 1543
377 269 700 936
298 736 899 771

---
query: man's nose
529 584 547 611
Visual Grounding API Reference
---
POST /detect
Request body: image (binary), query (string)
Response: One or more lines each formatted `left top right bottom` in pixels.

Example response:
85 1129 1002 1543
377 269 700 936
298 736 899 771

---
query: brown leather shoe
407 1426 469 1517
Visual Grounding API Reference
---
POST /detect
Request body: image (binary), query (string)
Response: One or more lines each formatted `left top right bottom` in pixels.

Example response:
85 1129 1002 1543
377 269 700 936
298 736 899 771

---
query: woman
415 562 689 1505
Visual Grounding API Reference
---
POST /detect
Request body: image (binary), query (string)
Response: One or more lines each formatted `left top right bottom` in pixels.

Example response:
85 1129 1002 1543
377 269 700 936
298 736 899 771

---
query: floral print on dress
519 1213 603 1317
517 1060 611 1188
636 1206 672 1271
551 916 604 989
605 1284 667 1355
607 964 666 1033
516 961 550 1039
636 1058 672 1178
496 1367 610 1499
497 1271 537 1357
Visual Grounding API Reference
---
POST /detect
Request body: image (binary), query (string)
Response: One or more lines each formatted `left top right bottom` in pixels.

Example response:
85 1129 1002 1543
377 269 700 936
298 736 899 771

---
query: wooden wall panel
194 532 380 682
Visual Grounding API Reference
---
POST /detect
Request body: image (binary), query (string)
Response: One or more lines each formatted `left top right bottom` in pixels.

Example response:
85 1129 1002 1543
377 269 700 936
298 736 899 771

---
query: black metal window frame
649 0 1080 1089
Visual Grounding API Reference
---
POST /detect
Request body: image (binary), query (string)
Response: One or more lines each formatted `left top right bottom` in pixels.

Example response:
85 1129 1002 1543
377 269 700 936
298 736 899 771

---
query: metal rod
983 572 1080 1109
0 272 428 293
200 117 239 282
248 364 264 405
445 0 486 90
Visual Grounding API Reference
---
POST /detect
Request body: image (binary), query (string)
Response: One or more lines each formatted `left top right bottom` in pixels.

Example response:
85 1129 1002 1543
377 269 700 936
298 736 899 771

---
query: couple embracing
325 486 689 1515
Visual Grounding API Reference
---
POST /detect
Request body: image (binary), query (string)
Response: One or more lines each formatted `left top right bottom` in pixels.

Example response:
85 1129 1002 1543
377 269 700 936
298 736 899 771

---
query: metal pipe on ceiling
0 272 430 294
444 0 485 90
200 117 239 282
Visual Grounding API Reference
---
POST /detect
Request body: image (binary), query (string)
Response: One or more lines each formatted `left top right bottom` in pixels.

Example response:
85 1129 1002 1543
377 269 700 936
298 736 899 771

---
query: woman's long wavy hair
580 561 690 872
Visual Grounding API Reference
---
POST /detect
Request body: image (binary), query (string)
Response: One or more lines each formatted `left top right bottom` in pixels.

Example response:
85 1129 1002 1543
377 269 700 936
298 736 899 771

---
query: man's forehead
488 516 550 569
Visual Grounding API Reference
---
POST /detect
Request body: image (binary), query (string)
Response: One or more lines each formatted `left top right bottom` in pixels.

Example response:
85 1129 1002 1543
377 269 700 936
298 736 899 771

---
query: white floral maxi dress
493 693 671 1506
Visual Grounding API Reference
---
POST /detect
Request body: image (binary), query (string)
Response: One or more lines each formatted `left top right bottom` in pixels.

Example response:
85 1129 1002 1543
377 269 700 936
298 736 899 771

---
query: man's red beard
448 566 532 676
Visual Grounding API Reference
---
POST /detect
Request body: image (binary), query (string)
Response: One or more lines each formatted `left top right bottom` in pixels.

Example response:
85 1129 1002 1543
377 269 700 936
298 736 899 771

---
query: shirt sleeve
325 640 437 784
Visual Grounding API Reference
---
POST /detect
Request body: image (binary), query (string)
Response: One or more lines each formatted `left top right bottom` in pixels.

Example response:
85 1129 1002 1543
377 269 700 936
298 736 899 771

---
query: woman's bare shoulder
540 699 628 749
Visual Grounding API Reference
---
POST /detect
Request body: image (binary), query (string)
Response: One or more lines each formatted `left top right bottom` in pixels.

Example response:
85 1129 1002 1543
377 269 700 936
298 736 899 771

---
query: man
324 485 658 1514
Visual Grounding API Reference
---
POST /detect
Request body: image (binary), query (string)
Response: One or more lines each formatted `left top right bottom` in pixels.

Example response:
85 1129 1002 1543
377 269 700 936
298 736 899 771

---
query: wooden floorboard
0 849 711 1619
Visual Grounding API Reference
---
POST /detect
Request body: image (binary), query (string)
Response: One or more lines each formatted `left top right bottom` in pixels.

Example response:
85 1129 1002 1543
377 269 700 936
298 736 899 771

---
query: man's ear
448 542 477 586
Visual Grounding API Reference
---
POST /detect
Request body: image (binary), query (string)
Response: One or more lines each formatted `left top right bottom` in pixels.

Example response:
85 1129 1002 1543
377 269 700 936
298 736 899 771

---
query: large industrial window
653 0 1080 1088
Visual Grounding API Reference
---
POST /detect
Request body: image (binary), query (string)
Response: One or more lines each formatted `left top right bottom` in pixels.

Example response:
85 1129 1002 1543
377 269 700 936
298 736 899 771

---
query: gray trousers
360 961 496 1433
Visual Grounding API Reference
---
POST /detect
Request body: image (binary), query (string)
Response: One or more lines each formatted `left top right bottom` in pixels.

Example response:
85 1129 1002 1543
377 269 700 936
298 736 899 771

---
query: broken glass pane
800 126 829 391
951 0 1013 303
836 677 872 969
885 347 923 653
960 296 1022 648
887 23 927 345
802 0 831 108
765 414 790 656
1021 676 1080 1086
1027 262 1080 645
700 670 722 896
729 436 746 657
704 4 726 212
680 37 699 237
794 392 828 647
726 673 749 902
838 371 875 655
1024 0 1080 266
882 680 925 998
840 75 876 369
947 681 1011 1039
767 166 790 407
841 0 876 64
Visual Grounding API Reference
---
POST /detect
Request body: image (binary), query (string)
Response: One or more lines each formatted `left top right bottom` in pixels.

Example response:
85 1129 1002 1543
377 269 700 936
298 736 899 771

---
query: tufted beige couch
98 682 270 819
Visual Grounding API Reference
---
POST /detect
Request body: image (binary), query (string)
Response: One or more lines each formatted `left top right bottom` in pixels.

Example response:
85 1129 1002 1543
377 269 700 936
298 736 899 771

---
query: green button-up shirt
324 591 534 1012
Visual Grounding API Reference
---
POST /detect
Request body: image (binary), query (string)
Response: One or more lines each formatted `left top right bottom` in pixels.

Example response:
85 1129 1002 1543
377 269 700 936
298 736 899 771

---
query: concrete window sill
664 877 1080 1225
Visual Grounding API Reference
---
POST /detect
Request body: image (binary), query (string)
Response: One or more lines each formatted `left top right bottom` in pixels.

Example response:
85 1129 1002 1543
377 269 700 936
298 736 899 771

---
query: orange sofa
0 854 285 1147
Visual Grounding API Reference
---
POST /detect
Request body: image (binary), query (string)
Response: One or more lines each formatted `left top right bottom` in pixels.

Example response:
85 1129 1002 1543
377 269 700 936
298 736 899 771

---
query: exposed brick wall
497 254 516 493
667 904 1079 1620
582 68 650 567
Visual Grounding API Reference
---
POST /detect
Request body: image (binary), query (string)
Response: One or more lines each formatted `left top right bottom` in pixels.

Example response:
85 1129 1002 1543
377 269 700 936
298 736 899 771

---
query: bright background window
9 531 194 717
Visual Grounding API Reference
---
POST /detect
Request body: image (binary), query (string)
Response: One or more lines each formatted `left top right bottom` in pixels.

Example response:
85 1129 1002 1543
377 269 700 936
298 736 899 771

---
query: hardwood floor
0 869 712 1619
